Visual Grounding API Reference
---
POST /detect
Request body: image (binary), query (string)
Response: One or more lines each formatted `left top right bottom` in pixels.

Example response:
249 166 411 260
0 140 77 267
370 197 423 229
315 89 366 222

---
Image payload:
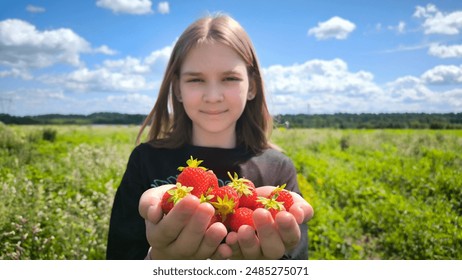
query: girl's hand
139 185 232 260
226 186 314 259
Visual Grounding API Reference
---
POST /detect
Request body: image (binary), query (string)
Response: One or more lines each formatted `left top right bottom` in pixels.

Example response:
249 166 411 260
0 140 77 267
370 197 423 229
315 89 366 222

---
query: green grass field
1 123 461 259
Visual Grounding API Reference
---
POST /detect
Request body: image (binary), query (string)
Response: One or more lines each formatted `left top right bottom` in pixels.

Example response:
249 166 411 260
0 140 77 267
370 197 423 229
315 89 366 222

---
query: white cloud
263 59 384 113
385 76 462 112
0 19 90 68
414 4 462 35
380 43 431 54
397 21 406 33
158 2 170 14
103 57 150 74
94 45 118 55
26 5 46 13
35 42 173 93
385 76 432 102
144 44 173 65
1 88 67 115
0 19 115 72
413 3 438 18
440 88 462 108
0 68 32 80
428 43 462 58
375 69 462 112
41 67 155 92
308 16 356 40
96 0 153 15
263 59 462 114
421 64 462 84
79 42 169 77
263 59 380 97
388 21 406 33
35 40 173 95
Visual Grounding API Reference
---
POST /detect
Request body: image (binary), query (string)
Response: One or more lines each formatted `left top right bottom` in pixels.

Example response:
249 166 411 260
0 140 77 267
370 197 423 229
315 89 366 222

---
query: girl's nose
203 82 224 103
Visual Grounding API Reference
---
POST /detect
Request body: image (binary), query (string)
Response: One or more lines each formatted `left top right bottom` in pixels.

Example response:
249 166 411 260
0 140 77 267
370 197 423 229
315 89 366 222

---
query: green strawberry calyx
178 156 207 171
256 195 285 210
167 183 193 205
227 172 254 196
269 184 287 199
210 194 237 219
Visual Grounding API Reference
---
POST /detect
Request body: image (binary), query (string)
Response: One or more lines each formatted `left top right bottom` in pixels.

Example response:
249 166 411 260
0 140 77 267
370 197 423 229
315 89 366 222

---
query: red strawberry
269 184 294 210
161 183 193 214
177 156 215 198
208 186 239 222
227 172 257 209
206 170 220 190
255 195 286 219
227 207 255 232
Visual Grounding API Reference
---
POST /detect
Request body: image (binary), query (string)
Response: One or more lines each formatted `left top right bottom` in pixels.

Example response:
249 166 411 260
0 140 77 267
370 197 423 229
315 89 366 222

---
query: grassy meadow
0 123 461 259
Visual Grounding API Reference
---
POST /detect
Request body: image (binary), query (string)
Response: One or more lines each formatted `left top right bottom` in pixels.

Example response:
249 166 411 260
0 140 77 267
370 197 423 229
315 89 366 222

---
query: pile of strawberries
161 156 294 232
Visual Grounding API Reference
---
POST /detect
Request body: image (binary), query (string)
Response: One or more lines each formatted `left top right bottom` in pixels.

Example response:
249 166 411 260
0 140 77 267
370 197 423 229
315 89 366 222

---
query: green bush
42 128 57 142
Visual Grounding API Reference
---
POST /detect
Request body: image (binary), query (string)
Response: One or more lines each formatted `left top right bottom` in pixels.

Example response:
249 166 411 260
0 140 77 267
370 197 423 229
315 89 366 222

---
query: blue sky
0 0 461 116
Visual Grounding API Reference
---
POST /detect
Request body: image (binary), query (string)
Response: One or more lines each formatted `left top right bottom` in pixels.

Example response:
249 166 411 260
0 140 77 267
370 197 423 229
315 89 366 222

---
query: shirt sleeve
106 147 150 259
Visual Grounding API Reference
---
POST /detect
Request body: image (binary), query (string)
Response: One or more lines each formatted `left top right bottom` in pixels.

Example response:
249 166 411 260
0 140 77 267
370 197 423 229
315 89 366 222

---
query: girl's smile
200 109 228 115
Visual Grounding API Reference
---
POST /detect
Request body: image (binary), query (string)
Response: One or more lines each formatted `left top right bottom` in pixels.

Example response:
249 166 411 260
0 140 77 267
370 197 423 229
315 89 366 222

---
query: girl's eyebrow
222 70 242 76
181 71 202 76
181 70 243 76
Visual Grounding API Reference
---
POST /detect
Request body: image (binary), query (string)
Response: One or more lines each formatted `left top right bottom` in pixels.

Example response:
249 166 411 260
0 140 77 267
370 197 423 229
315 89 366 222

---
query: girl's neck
191 130 237 149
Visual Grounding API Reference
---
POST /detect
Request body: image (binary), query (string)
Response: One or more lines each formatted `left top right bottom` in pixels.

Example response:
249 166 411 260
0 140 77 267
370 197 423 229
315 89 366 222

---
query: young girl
106 14 313 260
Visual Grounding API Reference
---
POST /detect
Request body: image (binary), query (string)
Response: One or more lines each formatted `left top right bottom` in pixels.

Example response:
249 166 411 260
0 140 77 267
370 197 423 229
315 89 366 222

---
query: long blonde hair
137 14 273 153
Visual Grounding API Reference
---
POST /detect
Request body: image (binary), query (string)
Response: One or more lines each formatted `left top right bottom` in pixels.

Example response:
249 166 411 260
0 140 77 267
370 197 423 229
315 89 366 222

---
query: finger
173 202 216 257
211 243 233 260
274 211 301 251
255 186 276 197
253 208 285 259
139 185 175 220
196 221 228 259
145 201 164 225
289 200 314 224
225 231 243 259
236 225 261 259
153 195 201 246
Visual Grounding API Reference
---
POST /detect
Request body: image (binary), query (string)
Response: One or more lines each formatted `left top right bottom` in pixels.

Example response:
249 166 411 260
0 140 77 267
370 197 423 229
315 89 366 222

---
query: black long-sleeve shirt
106 143 308 259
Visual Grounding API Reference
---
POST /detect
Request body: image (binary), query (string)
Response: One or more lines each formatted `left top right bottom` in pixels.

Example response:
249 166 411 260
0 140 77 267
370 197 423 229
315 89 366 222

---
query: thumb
139 184 175 223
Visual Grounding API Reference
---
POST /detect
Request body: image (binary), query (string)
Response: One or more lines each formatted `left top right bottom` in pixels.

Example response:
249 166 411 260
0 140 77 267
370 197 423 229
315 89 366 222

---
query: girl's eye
224 77 241 82
187 78 203 83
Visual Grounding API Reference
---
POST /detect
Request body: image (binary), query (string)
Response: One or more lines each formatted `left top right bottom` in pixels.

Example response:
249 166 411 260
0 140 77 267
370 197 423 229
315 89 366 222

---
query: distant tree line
1 112 462 129
0 112 146 125
274 113 462 129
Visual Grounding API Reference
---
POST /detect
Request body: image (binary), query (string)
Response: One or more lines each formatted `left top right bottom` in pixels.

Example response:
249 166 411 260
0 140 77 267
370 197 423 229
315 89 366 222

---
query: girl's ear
175 91 183 102
247 76 257 101
172 75 182 102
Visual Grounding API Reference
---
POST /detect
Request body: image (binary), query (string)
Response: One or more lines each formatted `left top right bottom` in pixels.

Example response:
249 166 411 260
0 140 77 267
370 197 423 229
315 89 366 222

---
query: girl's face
179 42 252 148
